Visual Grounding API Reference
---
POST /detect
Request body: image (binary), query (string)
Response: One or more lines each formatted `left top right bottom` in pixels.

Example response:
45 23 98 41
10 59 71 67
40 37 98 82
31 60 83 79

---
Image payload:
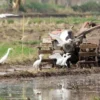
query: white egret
49 53 71 67
61 53 71 67
49 30 73 47
49 53 64 66
0 48 13 64
0 14 18 18
33 54 44 70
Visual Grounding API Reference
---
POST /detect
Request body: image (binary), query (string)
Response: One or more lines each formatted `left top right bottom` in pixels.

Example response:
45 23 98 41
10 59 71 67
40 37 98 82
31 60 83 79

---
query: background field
0 16 99 64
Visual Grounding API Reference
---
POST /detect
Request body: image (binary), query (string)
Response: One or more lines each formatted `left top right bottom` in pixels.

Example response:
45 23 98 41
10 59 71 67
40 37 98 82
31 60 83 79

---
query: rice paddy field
0 16 100 100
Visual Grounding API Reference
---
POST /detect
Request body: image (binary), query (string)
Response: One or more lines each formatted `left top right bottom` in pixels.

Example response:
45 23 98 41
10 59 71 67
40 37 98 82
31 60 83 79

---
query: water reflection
0 74 100 100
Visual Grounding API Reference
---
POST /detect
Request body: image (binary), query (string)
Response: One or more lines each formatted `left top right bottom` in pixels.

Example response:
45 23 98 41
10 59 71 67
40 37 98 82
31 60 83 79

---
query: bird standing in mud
0 48 13 64
49 53 71 67
61 53 71 68
49 53 64 66
33 54 44 71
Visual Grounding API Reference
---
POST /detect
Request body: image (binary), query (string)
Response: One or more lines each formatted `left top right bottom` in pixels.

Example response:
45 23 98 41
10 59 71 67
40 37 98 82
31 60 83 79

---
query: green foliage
21 2 65 13
0 42 37 63
94 97 100 100
19 4 26 12
72 1 100 13
0 97 5 100
18 40 41 45
26 2 55 13
7 19 14 24
28 16 99 24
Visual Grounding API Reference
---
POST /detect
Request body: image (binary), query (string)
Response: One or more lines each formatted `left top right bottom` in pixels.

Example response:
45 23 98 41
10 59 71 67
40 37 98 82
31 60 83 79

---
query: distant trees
3 0 100 13
72 1 100 13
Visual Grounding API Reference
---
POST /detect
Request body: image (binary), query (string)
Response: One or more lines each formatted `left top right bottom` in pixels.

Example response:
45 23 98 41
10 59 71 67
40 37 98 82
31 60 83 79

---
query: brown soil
0 64 100 80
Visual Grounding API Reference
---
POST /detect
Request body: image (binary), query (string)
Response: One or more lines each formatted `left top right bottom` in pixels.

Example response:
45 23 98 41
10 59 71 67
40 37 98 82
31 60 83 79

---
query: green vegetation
1 0 100 14
72 1 100 13
25 2 55 13
28 16 100 24
19 2 66 13
0 97 5 100
0 41 38 64
0 0 73 13
94 97 100 100
18 41 41 45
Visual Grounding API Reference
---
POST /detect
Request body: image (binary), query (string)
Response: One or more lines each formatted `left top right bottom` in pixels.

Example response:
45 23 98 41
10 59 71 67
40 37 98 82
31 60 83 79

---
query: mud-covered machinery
38 37 56 68
38 24 100 68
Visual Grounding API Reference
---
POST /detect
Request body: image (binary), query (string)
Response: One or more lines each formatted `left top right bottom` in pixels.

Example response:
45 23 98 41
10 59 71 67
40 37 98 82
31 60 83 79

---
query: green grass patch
72 1 100 13
0 97 5 100
0 42 38 64
93 97 100 100
29 16 100 24
7 19 14 24
1 16 100 25
18 40 41 45
24 2 62 13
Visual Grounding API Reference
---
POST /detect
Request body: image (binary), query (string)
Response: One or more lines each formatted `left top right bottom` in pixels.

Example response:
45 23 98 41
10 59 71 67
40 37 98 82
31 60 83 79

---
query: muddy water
0 74 100 100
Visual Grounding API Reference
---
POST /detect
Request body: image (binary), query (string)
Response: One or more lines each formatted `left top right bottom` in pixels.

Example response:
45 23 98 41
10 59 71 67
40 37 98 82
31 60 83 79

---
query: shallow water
0 74 100 100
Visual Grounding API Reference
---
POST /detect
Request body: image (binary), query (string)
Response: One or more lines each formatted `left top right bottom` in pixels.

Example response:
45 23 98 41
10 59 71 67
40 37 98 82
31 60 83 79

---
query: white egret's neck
39 55 43 60
6 49 12 56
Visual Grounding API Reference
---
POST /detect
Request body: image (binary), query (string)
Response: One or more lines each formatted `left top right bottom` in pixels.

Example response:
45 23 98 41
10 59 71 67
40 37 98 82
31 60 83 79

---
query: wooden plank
40 43 52 48
42 37 52 43
53 50 64 54
37 46 52 50
80 43 97 49
85 38 100 45
38 50 52 54
78 61 98 64
79 52 97 56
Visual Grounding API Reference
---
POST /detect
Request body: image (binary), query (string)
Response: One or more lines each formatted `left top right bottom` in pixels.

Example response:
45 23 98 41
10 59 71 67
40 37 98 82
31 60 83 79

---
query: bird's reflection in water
33 88 42 100
50 83 70 100
33 82 70 100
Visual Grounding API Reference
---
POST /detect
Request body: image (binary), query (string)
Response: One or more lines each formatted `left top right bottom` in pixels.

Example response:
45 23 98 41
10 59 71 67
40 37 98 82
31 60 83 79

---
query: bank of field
0 16 100 64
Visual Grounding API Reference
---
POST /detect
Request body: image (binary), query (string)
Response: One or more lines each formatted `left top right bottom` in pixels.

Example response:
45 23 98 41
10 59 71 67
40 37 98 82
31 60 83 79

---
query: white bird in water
0 13 18 18
0 48 13 64
33 54 44 70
